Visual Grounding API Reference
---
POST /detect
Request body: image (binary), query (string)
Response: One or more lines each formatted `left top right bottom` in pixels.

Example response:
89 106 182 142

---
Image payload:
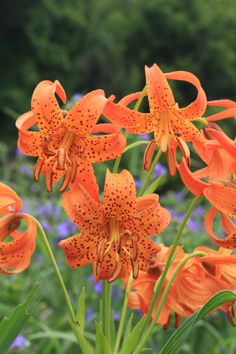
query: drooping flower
59 169 170 282
178 158 236 248
205 99 236 122
193 123 236 182
126 245 236 328
0 183 36 273
16 80 125 194
103 64 207 175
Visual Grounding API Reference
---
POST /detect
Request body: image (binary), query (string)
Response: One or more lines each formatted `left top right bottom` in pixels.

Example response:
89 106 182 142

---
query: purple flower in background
41 220 52 233
56 220 71 237
187 219 202 232
175 191 184 202
20 164 32 176
193 205 204 217
138 133 151 140
113 312 121 321
135 178 141 189
15 148 24 158
88 275 102 293
153 163 167 178
85 308 94 322
167 208 184 222
10 335 26 350
73 92 83 101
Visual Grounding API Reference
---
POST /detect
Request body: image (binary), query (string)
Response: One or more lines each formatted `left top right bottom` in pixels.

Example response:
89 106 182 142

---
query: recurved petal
69 160 100 203
178 159 209 196
208 99 236 109
66 90 107 134
204 184 236 218
166 70 207 119
59 230 104 268
0 213 36 274
31 80 66 134
103 100 153 134
16 111 43 156
128 194 170 237
205 108 236 122
145 64 175 112
204 208 236 249
78 124 126 163
103 169 136 220
0 183 22 214
206 128 236 156
119 91 146 107
62 184 104 230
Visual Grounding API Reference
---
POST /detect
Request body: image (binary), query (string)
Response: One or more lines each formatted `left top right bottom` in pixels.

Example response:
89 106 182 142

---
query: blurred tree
0 0 236 143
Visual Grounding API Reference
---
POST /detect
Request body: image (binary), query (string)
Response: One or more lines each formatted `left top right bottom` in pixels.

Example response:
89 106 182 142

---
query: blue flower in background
73 92 83 101
137 133 151 140
153 163 167 178
20 164 32 176
187 219 202 232
135 178 141 189
175 191 184 202
88 274 102 293
15 148 24 158
85 308 94 322
10 335 26 350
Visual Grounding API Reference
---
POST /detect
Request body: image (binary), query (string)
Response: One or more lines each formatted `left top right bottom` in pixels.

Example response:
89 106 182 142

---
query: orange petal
204 184 236 218
178 159 208 196
0 213 36 274
62 184 103 230
166 70 207 119
172 112 206 144
204 208 236 249
103 100 153 134
31 80 66 134
205 108 236 122
0 183 22 214
103 169 136 220
136 238 160 272
66 90 107 135
127 194 170 237
208 99 236 109
69 160 100 203
59 231 104 268
119 91 146 107
145 64 175 112
16 111 43 156
78 123 126 163
206 128 236 156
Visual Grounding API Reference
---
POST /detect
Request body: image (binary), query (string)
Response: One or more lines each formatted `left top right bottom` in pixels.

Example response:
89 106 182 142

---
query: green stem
135 251 206 353
102 280 112 340
139 148 162 196
113 274 133 354
133 195 201 353
112 86 147 173
33 217 77 323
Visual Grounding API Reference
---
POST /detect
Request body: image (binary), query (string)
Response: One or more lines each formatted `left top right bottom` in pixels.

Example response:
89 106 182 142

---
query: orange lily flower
0 183 36 274
103 64 207 175
193 124 236 182
127 245 236 327
16 80 125 194
59 169 170 282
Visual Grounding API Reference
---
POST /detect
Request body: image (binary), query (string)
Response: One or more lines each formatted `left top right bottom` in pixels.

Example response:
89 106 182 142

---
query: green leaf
124 140 149 153
160 290 236 354
123 313 133 342
0 283 39 353
95 321 112 354
120 316 146 354
70 322 94 354
76 287 85 333
143 176 165 195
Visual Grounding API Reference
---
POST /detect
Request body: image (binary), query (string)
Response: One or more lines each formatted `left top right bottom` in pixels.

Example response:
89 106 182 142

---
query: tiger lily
193 123 236 182
178 159 236 248
103 63 207 175
16 80 125 194
0 183 36 273
59 169 170 282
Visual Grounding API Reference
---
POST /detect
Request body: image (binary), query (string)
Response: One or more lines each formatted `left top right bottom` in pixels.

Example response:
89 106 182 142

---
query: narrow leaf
76 287 85 333
120 316 146 354
143 176 165 195
123 313 133 342
124 141 149 153
160 290 236 354
70 322 94 354
0 283 39 353
95 321 112 354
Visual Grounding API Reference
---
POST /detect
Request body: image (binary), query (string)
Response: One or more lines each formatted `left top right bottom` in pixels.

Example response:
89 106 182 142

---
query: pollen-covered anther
143 139 156 170
42 135 56 156
108 258 122 283
34 159 44 182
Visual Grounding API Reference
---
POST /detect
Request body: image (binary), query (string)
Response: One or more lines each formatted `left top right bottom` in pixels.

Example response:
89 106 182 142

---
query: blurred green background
0 0 236 353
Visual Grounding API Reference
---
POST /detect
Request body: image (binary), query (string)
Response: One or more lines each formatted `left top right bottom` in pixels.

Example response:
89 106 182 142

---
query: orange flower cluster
126 244 236 328
0 61 234 296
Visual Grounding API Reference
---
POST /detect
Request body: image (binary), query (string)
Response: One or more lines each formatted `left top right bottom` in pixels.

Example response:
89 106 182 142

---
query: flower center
96 220 139 282
35 131 77 192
